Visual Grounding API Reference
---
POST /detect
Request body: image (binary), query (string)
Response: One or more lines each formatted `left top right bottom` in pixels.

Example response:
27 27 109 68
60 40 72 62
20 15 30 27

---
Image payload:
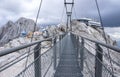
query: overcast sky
0 0 120 27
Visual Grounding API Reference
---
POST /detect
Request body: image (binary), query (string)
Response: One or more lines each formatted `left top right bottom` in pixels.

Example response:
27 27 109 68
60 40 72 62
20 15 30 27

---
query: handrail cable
0 37 52 57
24 0 43 71
16 51 42 77
94 0 114 75
85 61 94 77
0 48 34 69
73 6 78 19
85 47 115 76
0 33 65 57
73 33 120 52
82 41 120 77
31 0 43 42
0 44 52 71
60 6 65 23
85 43 120 67
96 57 115 76
0 47 40 72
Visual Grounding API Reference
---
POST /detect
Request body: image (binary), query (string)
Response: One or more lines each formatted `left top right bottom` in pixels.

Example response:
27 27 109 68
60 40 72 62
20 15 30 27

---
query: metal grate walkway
54 34 82 77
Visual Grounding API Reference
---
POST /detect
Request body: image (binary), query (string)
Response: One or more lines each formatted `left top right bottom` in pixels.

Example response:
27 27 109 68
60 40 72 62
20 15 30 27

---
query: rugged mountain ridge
0 17 39 46
0 18 120 77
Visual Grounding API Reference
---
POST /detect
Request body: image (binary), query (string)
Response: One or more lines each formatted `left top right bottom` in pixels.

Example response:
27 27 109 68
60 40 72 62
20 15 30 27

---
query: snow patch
105 27 120 41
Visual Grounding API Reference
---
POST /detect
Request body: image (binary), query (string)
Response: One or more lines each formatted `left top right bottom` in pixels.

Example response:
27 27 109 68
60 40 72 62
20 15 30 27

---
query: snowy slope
105 27 120 47
0 33 52 77
70 20 120 76
0 19 120 77
0 17 40 46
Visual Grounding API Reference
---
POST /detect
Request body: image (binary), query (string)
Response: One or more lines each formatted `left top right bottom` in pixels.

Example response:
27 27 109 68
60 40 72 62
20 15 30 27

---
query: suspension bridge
0 0 120 77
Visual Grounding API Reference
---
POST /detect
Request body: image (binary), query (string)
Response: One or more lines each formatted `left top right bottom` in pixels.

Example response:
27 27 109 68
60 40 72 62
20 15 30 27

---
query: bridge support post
53 37 57 70
34 43 41 77
59 35 62 59
80 38 84 72
95 43 103 77
76 36 79 56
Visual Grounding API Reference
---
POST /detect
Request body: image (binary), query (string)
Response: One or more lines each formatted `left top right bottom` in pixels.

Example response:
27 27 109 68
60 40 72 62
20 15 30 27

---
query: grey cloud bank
0 0 120 27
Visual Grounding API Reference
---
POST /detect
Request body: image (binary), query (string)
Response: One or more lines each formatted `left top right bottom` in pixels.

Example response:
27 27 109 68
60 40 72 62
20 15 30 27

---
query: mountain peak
0 17 39 46
6 20 14 27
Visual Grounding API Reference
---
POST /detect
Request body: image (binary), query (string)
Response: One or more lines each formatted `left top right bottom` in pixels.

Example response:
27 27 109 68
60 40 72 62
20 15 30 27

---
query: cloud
0 0 120 27
0 0 38 26
73 0 120 26
105 27 120 41
0 0 65 26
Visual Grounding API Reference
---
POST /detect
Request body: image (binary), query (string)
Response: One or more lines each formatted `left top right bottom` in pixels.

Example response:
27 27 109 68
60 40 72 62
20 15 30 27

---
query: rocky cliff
0 18 120 77
0 17 39 46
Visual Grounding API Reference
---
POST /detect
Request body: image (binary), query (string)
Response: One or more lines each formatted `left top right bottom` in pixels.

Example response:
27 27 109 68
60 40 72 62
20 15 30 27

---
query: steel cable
0 47 40 72
24 0 43 73
94 0 114 75
60 6 65 23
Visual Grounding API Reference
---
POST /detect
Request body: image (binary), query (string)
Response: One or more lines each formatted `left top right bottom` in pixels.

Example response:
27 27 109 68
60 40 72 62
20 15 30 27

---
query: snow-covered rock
0 17 40 46
70 20 120 76
0 18 120 77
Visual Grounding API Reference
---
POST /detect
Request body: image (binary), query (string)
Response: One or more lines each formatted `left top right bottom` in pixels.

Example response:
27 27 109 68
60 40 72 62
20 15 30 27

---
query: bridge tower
64 0 74 32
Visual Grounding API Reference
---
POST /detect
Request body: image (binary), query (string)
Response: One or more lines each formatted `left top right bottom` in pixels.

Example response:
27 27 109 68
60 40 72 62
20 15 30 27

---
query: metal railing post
95 43 103 77
53 37 57 70
62 34 65 39
59 35 62 58
76 35 79 57
34 43 41 77
80 37 84 71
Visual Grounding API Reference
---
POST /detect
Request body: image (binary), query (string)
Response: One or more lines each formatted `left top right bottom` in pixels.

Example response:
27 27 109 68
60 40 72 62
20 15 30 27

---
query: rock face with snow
44 24 66 37
0 17 39 46
0 18 120 77
43 20 120 76
70 20 120 76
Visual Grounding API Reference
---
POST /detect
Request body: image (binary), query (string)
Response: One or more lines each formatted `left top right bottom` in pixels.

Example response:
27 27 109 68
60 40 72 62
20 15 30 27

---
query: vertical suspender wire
24 0 43 73
73 7 78 19
64 1 68 31
64 0 74 32
70 3 74 31
71 7 76 32
94 0 114 76
31 0 43 42
60 6 65 24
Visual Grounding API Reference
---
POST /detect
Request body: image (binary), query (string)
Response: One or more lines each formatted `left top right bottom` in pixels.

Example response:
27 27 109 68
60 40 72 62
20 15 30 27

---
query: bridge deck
54 34 82 77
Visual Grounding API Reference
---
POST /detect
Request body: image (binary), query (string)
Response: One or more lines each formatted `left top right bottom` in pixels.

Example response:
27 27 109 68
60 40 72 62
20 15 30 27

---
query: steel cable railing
84 42 120 77
15 47 53 77
83 48 95 77
0 43 51 71
0 48 34 70
85 42 120 66
86 45 118 77
16 34 66 77
72 33 120 77
1 33 119 77
0 47 40 72
84 61 94 77
85 40 120 76
0 33 66 77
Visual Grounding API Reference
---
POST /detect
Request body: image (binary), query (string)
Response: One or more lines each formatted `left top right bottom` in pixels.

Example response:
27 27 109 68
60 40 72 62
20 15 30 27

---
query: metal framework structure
0 33 120 77
64 0 74 31
1 0 120 77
